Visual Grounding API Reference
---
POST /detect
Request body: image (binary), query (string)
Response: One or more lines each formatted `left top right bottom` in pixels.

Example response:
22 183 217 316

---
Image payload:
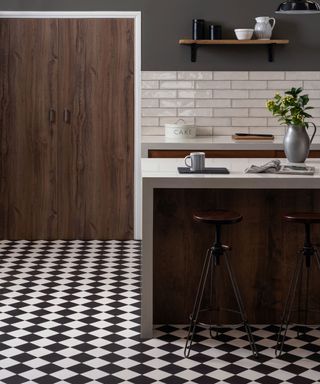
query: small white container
234 29 254 40
165 119 196 140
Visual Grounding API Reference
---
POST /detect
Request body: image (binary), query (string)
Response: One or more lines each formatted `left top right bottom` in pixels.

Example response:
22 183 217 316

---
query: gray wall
0 0 320 70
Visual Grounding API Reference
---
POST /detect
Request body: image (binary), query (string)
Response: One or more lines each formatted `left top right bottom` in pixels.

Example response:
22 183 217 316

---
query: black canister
193 19 205 40
209 25 222 40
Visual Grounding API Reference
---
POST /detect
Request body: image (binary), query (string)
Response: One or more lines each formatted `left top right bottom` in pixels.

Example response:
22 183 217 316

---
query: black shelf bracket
268 44 276 62
191 43 199 62
188 42 280 63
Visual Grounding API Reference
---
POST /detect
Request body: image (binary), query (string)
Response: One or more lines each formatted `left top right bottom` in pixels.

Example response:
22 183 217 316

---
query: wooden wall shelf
179 39 289 63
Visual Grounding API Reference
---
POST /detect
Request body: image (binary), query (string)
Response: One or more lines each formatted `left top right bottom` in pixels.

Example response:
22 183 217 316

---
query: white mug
184 152 205 172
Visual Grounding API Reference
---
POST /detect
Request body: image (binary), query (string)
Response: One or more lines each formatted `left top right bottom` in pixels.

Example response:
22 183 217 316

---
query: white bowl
234 29 254 40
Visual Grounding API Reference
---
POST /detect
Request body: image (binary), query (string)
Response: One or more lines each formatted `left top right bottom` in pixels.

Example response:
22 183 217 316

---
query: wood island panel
148 150 320 158
153 189 320 324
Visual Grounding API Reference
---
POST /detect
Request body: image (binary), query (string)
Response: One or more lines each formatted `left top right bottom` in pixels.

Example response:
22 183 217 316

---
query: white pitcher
254 16 276 40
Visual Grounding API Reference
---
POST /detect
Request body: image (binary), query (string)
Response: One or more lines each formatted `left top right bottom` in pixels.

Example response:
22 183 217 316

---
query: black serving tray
178 167 229 174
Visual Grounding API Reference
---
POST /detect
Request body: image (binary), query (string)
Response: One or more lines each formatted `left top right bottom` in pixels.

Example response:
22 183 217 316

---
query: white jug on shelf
254 16 276 40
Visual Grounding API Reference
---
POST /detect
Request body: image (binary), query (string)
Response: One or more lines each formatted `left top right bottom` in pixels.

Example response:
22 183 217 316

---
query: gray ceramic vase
283 123 317 163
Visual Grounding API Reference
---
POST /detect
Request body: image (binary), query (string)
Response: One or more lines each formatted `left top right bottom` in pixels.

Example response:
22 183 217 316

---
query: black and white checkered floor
0 240 319 384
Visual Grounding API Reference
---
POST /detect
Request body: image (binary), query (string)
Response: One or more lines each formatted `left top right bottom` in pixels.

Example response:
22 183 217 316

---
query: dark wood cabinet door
58 19 134 239
0 20 10 238
0 19 58 239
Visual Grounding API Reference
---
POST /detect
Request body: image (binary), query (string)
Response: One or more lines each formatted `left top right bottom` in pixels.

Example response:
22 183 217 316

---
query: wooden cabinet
148 149 320 158
0 18 134 240
0 19 59 239
58 19 134 239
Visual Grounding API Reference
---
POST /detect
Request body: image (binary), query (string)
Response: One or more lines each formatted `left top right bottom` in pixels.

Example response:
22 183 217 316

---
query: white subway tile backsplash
196 117 231 127
178 108 213 117
142 90 177 99
142 99 159 108
178 71 212 80
306 90 320 99
304 81 320 89
196 81 231 89
249 108 272 117
214 108 248 117
214 126 249 135
215 90 249 99
267 81 303 89
214 72 248 80
141 80 159 89
142 108 177 117
160 81 194 89
160 99 195 108
286 72 320 80
142 71 177 80
310 99 320 107
249 90 276 99
196 99 231 108
141 71 320 137
309 108 320 117
142 126 165 135
141 117 159 126
249 72 285 80
267 117 282 127
232 81 267 89
232 99 266 108
232 117 267 126
178 90 213 99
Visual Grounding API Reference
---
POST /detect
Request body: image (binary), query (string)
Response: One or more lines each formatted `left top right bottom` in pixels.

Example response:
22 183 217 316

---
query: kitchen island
141 158 320 338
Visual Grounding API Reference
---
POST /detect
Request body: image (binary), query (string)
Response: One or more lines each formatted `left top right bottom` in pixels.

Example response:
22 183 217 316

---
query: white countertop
141 136 320 157
141 158 320 189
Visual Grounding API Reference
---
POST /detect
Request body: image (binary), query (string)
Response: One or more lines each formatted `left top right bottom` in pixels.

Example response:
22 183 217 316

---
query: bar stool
184 209 258 358
276 212 320 357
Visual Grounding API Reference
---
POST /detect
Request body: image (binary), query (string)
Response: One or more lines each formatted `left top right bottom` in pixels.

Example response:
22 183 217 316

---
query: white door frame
0 11 142 239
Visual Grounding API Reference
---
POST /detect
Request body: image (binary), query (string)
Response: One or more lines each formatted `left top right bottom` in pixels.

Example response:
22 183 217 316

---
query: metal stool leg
208 254 219 339
304 265 310 327
185 223 257 358
275 253 304 357
224 250 259 358
184 247 212 357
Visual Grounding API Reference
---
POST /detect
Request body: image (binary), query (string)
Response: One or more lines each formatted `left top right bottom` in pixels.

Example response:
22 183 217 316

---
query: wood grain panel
58 19 134 239
277 150 320 158
154 189 320 324
0 20 10 238
149 150 320 159
0 19 58 239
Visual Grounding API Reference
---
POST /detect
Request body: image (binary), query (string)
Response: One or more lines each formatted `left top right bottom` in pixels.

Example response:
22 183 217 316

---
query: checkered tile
0 240 319 384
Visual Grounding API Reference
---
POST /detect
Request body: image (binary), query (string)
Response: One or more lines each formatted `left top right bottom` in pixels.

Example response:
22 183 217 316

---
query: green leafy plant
266 87 313 128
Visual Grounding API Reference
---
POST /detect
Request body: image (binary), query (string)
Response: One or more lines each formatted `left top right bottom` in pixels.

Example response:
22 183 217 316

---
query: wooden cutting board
232 134 274 141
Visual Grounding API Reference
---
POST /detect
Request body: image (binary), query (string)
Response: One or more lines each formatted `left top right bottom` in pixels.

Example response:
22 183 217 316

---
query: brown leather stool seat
284 212 320 224
193 209 243 225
